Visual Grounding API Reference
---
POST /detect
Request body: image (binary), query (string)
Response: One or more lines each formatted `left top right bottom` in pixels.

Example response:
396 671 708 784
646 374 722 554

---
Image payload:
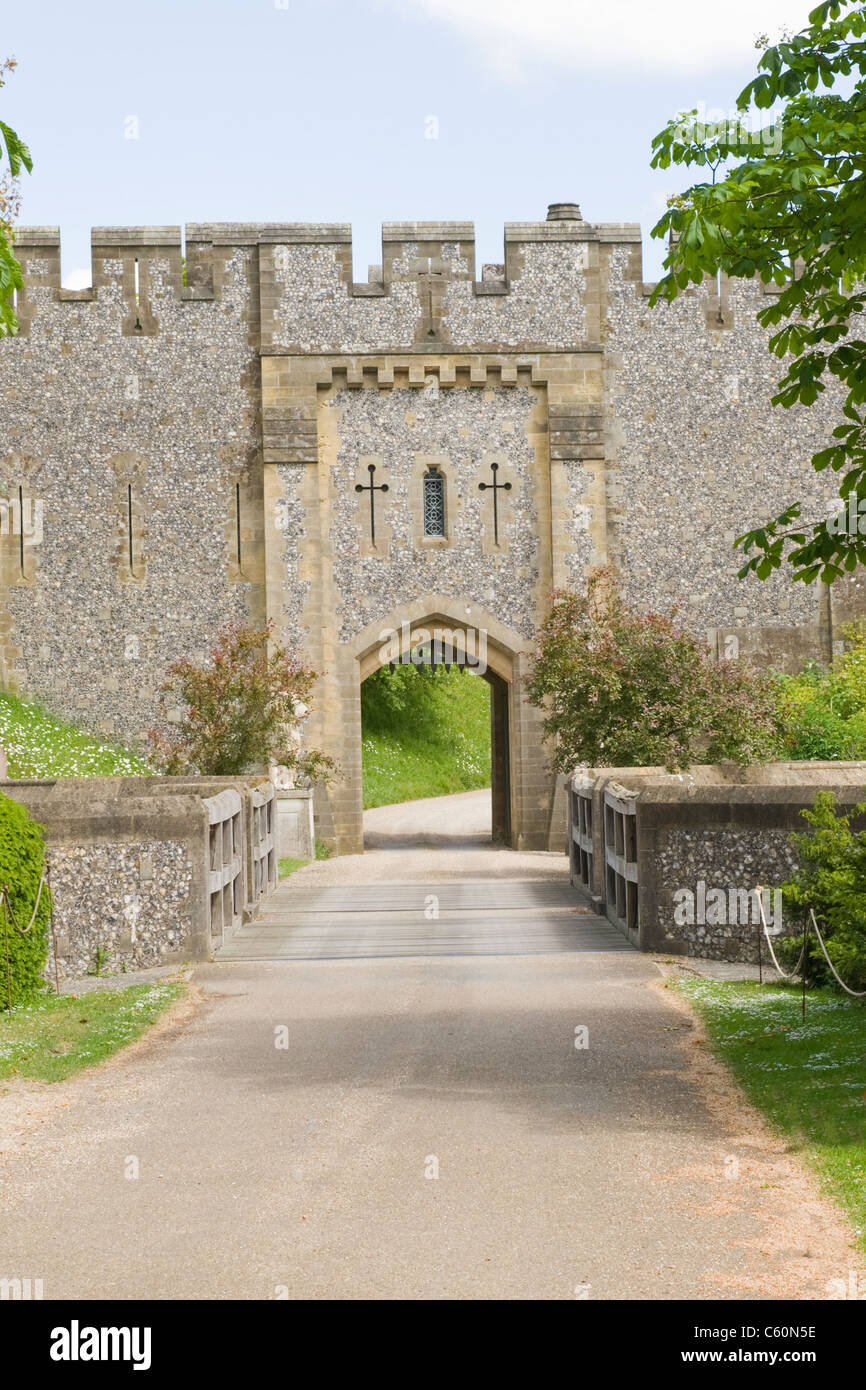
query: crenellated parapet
7 208 646 351
10 208 799 358
11 223 262 338
7 206 799 357
260 208 643 353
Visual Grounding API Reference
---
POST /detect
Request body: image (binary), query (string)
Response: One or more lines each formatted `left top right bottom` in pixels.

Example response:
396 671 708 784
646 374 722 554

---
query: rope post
755 886 763 986
46 857 59 995
802 910 809 1024
1 888 12 1014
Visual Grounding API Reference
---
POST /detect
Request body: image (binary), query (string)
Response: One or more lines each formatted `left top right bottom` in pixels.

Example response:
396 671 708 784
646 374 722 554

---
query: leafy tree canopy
0 57 31 339
651 2 866 586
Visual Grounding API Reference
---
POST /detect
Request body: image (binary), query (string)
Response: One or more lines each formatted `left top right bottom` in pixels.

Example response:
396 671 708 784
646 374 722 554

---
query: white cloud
380 0 803 77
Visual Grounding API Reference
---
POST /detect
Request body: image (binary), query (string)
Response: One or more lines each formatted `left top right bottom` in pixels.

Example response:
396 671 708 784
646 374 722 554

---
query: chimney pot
547 202 583 222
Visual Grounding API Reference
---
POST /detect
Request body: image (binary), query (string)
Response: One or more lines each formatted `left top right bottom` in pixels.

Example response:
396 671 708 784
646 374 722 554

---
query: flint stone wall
604 247 865 668
326 382 542 641
1 229 263 747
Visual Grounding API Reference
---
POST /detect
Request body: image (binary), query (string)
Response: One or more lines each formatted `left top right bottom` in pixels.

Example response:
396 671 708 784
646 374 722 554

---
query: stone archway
360 645 511 849
312 596 557 856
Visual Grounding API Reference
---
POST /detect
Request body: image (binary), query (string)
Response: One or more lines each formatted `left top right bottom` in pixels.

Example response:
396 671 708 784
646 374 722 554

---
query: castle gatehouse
1 203 859 852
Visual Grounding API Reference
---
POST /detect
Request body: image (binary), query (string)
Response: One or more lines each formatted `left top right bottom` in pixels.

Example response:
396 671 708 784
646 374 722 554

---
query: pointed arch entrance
312 597 557 856
361 638 511 847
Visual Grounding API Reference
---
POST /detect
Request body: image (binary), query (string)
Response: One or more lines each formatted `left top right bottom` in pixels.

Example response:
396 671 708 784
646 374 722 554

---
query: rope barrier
754 886 806 980
1 872 47 936
808 908 866 998
1 893 10 1014
46 857 60 996
754 884 866 997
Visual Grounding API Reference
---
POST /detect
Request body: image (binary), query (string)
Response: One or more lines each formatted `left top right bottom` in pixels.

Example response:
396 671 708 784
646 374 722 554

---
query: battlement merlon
10 227 61 290
10 226 61 246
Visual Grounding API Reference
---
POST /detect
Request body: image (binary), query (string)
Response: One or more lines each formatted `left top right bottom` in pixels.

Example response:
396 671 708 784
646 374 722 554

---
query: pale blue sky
4 0 801 286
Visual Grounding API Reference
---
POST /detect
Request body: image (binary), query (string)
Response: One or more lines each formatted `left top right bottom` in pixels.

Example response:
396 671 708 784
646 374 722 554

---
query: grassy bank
0 690 147 779
360 665 491 808
0 982 185 1082
678 977 866 1249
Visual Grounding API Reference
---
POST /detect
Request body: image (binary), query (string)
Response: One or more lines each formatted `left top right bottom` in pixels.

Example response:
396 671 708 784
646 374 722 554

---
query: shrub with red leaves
147 621 335 781
527 567 780 773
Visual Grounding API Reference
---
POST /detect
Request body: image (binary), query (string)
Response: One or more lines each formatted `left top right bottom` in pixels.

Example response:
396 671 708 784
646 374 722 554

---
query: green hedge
0 792 52 1008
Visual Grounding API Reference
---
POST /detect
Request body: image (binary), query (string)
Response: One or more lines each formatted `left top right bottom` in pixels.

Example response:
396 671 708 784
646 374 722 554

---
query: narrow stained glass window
423 469 446 537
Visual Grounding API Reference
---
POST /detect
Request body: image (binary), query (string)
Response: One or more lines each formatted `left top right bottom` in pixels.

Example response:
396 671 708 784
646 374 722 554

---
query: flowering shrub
526 567 779 773
148 621 335 781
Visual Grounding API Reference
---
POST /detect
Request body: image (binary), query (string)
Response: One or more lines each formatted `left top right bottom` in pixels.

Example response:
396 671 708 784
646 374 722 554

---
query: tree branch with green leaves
0 57 32 339
651 2 866 586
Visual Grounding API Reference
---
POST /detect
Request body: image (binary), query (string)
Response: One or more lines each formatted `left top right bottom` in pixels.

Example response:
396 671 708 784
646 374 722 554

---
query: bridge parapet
0 774 277 978
568 762 866 962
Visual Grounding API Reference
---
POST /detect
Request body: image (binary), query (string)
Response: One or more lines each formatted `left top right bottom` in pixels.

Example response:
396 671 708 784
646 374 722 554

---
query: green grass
0 689 148 779
278 856 307 880
278 839 332 880
361 666 491 809
678 977 866 1249
0 982 185 1082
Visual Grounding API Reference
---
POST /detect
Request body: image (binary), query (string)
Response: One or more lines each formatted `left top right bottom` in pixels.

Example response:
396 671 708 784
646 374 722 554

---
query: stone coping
13 219 647 252
569 761 866 795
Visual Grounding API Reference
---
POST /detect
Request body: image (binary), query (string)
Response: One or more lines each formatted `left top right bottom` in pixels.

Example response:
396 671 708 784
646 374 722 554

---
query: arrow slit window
423 468 446 537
